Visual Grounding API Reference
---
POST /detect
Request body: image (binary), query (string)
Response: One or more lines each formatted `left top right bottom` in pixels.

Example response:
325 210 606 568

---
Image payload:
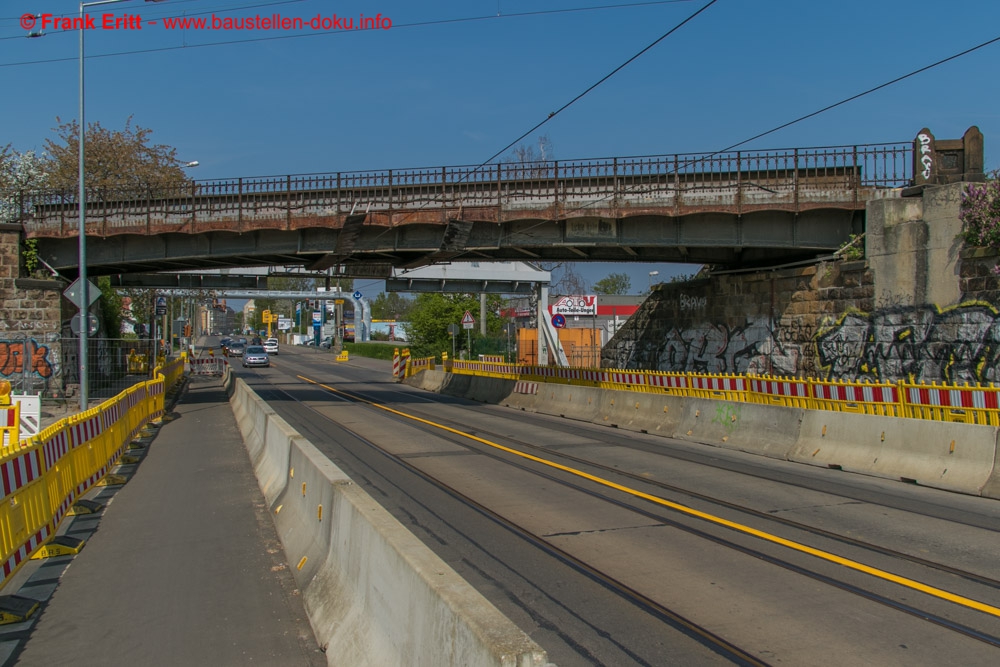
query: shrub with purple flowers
961 170 1000 248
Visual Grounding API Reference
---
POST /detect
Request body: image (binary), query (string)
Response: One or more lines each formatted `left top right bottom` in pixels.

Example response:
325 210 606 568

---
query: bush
961 171 1000 248
343 342 402 361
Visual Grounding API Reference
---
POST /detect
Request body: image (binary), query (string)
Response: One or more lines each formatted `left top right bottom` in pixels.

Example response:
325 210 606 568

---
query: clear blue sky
4 0 999 296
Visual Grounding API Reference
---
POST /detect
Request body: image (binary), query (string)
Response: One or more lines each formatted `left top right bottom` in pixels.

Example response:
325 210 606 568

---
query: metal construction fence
0 355 185 591
421 358 1000 426
0 336 165 401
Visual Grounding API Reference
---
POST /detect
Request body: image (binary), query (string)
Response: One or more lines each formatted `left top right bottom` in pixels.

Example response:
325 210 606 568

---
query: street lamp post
77 0 168 410
648 270 660 293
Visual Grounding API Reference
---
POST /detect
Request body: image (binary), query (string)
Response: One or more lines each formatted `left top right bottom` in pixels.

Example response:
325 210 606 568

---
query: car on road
226 341 245 357
264 338 279 354
242 345 269 368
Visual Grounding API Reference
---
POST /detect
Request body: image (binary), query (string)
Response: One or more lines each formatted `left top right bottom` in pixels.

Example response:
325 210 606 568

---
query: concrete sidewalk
2 376 324 667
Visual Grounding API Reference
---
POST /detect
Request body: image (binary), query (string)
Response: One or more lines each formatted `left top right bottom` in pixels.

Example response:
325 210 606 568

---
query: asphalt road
235 343 1000 666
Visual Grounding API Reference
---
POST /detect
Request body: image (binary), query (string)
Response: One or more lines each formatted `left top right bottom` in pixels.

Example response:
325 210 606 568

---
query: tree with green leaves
407 292 505 358
370 291 414 320
593 272 631 295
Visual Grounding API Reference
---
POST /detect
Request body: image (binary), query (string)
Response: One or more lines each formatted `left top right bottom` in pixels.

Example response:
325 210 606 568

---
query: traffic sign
447 323 460 336
70 313 100 336
312 311 322 323
155 296 167 316
353 291 363 300
63 278 102 310
461 310 475 330
551 314 566 328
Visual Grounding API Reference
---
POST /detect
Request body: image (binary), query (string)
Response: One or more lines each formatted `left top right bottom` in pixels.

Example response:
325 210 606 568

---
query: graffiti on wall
610 299 1000 385
0 339 55 378
815 301 1000 383
611 317 804 376
0 338 60 394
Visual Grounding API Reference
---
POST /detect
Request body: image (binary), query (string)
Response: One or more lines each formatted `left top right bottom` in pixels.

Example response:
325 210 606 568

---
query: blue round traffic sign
551 314 566 328
353 291 363 300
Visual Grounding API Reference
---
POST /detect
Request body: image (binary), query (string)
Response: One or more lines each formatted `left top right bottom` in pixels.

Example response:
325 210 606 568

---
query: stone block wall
0 224 66 396
603 260 873 380
603 183 1000 385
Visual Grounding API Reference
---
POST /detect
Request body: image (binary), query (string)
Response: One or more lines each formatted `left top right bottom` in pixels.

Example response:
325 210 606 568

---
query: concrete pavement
2 375 324 667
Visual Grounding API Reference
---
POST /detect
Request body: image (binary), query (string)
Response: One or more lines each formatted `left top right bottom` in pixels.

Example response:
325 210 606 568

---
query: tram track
228 353 1000 662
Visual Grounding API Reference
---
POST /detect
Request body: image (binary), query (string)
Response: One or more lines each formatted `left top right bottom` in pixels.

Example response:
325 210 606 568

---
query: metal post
78 3 88 410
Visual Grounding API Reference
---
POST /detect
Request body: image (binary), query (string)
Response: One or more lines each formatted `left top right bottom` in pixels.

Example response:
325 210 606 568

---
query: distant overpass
15 134 980 279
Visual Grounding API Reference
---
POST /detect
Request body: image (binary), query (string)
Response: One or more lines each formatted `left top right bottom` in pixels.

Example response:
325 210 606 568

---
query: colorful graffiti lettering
609 298 1000 385
0 339 54 378
815 301 1000 383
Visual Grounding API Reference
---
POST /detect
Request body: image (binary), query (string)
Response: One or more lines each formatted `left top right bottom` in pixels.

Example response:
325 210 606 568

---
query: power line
717 34 1000 153
373 0 717 235
441 30 1000 260
479 0 718 166
554 31 1000 219
0 1 694 61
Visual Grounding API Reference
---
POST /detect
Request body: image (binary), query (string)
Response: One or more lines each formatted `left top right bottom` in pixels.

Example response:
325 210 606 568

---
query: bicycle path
2 375 325 667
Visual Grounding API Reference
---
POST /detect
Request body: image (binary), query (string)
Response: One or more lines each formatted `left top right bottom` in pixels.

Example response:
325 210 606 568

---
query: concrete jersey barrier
410 370 1000 500
224 367 549 667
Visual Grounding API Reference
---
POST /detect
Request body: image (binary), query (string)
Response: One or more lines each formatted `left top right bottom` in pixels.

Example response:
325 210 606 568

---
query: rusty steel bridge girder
16 141 925 277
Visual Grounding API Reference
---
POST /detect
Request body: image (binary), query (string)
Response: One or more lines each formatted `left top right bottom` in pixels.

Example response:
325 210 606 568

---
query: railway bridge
12 130 982 281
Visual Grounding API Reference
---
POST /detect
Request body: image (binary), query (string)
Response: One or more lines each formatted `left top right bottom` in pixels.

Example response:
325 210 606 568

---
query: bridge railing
15 142 913 236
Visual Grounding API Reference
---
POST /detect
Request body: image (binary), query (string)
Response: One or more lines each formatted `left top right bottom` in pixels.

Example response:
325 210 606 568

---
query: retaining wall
408 370 1000 499
225 368 549 667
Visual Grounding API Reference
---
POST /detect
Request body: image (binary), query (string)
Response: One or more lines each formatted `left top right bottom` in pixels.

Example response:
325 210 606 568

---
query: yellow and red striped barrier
403 355 435 378
433 357 1000 426
0 356 186 589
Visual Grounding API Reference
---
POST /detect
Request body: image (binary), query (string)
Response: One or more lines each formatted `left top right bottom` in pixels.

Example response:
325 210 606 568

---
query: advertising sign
550 295 597 316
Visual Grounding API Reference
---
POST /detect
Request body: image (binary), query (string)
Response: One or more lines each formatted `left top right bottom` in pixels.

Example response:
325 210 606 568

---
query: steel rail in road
295 373 1000 623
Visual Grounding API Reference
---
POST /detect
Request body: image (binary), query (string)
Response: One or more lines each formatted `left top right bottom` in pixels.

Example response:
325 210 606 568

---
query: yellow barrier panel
127 350 149 375
898 380 1000 426
0 352 186 589
405 356 436 377
446 361 1000 427
0 403 20 450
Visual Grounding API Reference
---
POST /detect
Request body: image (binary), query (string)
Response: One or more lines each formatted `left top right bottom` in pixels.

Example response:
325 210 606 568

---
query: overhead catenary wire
546 32 1000 222
370 0 718 235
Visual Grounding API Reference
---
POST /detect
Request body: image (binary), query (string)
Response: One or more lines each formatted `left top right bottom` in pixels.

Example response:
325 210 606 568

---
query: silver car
242 345 270 368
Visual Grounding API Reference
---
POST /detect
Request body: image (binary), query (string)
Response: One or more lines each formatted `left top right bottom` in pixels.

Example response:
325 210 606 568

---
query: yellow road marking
297 374 1000 619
